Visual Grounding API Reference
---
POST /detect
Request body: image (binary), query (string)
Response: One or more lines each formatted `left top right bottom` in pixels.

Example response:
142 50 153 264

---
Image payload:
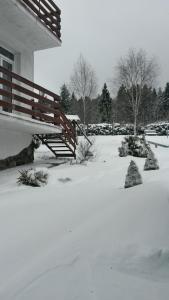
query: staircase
37 133 76 158
36 110 77 158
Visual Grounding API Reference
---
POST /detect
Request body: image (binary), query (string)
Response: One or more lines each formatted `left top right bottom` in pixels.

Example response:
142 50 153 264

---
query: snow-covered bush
124 135 149 158
76 138 94 163
125 160 143 188
17 168 48 187
144 149 159 171
32 135 41 149
118 141 128 157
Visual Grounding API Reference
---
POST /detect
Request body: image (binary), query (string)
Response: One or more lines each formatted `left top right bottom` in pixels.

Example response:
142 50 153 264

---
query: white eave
0 0 61 52
0 111 62 135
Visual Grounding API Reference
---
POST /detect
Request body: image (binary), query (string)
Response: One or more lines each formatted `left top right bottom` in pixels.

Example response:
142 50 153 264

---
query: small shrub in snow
17 168 48 187
125 160 143 188
144 149 159 171
124 135 149 158
118 141 128 157
76 138 94 163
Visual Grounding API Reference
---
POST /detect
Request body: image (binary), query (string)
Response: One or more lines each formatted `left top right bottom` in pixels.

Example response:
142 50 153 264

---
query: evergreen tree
161 83 169 119
139 85 158 124
69 92 78 115
163 83 169 108
144 149 159 171
60 84 71 113
99 83 112 123
156 87 164 121
91 96 101 123
124 160 142 188
118 141 128 157
115 85 133 124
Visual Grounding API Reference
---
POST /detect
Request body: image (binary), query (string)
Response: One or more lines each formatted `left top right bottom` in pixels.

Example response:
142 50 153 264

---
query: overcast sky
34 0 169 95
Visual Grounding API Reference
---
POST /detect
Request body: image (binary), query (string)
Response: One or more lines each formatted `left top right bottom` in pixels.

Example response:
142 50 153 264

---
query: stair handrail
75 122 92 145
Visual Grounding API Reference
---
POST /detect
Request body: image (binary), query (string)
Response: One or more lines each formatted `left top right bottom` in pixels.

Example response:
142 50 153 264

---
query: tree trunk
82 97 86 134
83 97 86 125
134 111 137 136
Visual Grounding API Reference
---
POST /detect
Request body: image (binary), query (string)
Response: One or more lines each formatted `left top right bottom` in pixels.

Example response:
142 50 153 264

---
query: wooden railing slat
0 89 60 116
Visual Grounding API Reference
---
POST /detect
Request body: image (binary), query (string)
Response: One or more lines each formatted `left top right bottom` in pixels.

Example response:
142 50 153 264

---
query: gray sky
34 0 169 95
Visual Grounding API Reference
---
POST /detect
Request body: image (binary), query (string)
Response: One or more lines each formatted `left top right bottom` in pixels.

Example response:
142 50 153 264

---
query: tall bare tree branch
70 54 98 125
114 49 158 134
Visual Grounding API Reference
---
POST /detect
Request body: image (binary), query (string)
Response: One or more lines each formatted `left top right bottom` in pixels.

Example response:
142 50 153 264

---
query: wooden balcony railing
20 0 61 40
0 66 77 151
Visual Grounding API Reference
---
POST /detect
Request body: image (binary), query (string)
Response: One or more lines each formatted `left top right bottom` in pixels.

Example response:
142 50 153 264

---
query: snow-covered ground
0 136 169 300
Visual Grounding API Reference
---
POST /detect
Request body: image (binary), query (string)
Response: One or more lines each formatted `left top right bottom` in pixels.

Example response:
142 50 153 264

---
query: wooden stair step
54 153 74 157
53 149 72 152
44 134 62 139
50 144 67 149
44 138 62 142
44 141 63 144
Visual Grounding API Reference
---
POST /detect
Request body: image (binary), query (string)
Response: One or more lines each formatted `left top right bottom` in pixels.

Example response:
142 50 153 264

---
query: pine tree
60 84 71 113
115 85 133 124
155 88 164 121
139 85 158 124
162 83 169 119
99 83 112 123
124 160 142 188
144 150 159 171
69 92 78 114
163 83 169 107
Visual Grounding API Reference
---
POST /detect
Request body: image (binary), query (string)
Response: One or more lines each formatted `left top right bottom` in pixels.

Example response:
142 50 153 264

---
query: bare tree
114 49 158 134
70 54 98 125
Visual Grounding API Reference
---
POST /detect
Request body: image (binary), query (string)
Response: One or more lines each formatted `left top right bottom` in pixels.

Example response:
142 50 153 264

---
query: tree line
59 50 169 130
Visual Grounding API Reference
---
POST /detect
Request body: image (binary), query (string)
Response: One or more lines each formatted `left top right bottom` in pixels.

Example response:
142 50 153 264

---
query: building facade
0 0 77 169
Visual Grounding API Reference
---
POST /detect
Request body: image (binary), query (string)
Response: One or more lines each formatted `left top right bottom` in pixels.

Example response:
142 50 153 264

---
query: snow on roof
65 115 80 122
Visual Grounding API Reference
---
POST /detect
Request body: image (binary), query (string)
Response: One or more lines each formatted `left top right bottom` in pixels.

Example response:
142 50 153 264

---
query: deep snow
0 136 169 299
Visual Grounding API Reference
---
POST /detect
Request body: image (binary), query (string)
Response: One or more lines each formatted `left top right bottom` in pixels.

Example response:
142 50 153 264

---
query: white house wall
15 50 34 81
15 50 34 117
0 129 32 159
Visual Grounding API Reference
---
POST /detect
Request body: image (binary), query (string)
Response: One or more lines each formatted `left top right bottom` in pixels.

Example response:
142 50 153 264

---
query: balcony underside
0 0 61 52
0 110 61 134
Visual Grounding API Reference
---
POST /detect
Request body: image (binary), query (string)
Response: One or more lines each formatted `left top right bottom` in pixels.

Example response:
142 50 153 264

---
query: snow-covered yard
0 136 169 299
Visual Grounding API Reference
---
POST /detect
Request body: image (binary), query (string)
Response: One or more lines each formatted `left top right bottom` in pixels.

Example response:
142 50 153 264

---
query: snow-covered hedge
145 122 169 136
77 122 169 136
78 123 144 136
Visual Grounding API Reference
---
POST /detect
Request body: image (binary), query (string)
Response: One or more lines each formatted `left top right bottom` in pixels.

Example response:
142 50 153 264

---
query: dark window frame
0 47 14 62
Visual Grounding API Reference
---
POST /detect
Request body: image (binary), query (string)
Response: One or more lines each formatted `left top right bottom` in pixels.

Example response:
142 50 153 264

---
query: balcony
0 66 77 155
20 0 61 41
0 0 61 51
